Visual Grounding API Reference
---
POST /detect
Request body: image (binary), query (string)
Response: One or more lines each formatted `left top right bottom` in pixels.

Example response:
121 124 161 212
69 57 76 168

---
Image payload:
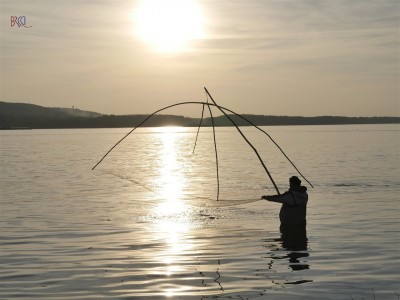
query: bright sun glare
151 127 188 215
134 0 205 52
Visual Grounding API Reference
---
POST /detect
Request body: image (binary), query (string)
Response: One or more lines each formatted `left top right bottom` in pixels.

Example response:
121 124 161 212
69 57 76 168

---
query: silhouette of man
262 176 309 271
262 176 308 228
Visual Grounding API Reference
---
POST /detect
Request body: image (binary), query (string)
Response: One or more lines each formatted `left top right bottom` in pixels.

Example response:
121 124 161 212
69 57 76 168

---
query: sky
1 0 399 117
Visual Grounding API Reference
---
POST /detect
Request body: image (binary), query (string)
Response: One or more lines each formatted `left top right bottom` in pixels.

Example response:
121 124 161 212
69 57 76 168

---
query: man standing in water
262 176 308 228
262 176 309 265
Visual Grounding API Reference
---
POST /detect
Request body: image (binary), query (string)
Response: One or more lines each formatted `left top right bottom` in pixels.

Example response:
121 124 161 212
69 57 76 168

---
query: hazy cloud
1 0 398 116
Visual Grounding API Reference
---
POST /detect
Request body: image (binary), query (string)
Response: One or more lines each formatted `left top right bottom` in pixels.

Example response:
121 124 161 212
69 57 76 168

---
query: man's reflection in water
263 225 310 278
279 224 309 271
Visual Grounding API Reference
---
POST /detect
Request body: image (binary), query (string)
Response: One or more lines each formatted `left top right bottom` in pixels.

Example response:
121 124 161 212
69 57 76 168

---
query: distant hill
52 107 102 118
0 101 399 129
0 101 70 119
0 101 198 129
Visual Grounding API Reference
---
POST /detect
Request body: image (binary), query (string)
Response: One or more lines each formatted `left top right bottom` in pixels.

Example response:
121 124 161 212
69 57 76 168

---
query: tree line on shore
1 101 399 129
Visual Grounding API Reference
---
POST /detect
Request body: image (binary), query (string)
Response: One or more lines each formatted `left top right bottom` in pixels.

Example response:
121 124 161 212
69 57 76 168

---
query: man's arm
261 192 295 205
261 194 281 202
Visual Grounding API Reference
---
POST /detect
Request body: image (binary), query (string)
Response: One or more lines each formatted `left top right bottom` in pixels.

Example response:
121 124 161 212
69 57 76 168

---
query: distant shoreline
0 127 32 130
1 123 399 131
1 101 399 129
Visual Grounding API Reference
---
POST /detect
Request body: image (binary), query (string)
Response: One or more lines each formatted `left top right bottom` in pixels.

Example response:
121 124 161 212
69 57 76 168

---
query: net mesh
95 127 275 207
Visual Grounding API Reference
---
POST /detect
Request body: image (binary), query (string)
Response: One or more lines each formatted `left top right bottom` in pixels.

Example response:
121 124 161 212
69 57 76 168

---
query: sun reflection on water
154 127 186 202
151 127 194 298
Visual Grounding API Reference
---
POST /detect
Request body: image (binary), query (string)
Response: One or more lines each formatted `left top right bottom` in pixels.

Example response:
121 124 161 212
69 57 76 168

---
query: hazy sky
1 0 399 117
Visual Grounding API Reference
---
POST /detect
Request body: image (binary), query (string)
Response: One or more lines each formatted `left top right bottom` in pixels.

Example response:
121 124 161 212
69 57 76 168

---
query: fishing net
95 127 270 207
93 91 313 207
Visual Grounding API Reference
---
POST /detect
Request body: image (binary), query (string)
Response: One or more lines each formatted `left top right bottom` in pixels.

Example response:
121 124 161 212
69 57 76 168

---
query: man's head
289 176 301 188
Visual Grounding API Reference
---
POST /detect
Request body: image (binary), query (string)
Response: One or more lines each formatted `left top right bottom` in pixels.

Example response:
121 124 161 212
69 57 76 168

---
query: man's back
279 187 308 226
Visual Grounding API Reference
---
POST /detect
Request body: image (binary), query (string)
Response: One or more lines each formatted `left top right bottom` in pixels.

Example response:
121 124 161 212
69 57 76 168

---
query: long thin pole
224 109 314 188
92 101 202 170
204 87 281 195
205 101 220 201
192 104 205 154
206 104 313 188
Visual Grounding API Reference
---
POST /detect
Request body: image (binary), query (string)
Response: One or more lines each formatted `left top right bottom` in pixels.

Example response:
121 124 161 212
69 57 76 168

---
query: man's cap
289 176 301 185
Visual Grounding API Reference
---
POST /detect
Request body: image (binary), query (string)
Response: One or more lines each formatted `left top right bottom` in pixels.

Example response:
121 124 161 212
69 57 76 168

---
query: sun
134 0 205 52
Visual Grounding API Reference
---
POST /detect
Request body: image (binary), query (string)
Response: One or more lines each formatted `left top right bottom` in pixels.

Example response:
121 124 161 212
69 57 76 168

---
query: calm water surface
0 124 399 299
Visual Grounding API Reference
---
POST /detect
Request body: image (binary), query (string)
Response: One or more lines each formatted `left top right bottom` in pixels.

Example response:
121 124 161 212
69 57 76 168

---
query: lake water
0 124 399 299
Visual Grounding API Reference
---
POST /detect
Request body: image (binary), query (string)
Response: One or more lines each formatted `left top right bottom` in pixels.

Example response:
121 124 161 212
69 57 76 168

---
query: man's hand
261 195 269 200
